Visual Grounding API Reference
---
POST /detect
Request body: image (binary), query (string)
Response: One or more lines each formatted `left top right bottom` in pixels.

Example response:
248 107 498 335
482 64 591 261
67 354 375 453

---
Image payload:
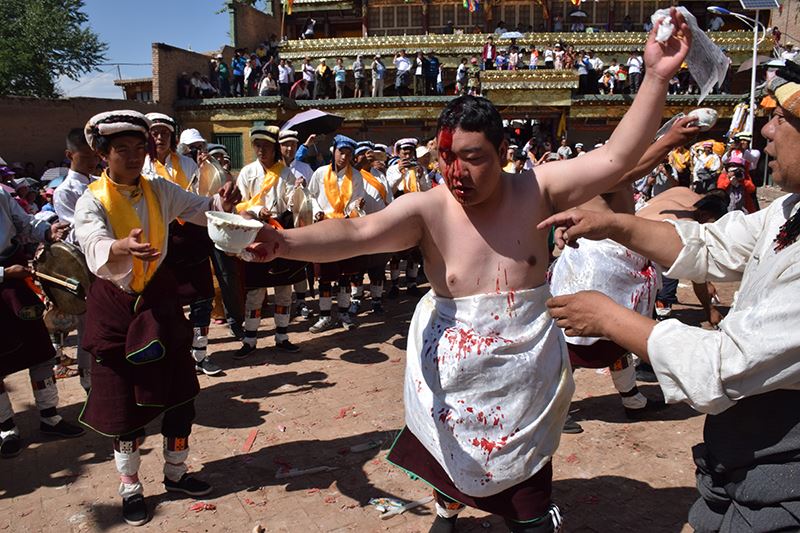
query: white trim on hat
179 128 207 146
84 110 151 150
145 112 176 132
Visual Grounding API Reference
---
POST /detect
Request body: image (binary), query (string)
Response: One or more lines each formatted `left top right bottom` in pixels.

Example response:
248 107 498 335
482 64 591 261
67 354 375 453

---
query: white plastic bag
651 6 728 103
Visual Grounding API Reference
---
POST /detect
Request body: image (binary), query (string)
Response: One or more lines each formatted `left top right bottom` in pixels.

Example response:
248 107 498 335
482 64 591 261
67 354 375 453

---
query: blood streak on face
437 127 463 199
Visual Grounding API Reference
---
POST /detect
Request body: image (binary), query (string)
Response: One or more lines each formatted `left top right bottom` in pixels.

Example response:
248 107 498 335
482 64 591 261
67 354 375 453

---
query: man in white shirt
235 125 305 358
53 128 99 391
541 68 800 532
556 139 573 160
279 129 314 319
0 189 82 459
627 51 643 93
304 135 366 332
278 58 292 97
352 140 394 313
394 50 412 96
142 114 221 377
692 141 722 192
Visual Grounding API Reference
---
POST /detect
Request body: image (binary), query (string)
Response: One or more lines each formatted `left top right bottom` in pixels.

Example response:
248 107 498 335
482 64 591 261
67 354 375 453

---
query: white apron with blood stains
548 238 659 346
405 286 574 497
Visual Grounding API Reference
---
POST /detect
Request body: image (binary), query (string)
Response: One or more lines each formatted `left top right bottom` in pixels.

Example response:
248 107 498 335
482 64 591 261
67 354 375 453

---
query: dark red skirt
316 256 368 282
244 258 308 288
164 221 214 304
0 248 54 377
80 267 199 437
568 340 627 369
387 427 553 521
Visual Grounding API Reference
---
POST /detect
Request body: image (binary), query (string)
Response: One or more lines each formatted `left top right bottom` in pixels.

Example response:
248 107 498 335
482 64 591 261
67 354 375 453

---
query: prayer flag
284 0 293 15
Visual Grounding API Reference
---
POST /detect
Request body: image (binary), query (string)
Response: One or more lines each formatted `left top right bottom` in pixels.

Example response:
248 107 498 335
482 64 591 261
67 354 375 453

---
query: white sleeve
74 192 132 282
154 178 215 225
649 252 800 414
307 169 323 215
53 186 78 226
661 209 770 282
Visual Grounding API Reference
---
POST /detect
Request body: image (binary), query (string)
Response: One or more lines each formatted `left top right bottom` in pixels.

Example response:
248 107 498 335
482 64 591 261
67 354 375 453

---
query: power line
98 62 152 66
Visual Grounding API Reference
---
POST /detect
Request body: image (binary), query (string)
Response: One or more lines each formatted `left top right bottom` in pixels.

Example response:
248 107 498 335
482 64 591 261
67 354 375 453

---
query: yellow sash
404 167 419 193
324 164 354 218
153 153 190 190
359 169 387 204
88 171 165 293
236 161 285 213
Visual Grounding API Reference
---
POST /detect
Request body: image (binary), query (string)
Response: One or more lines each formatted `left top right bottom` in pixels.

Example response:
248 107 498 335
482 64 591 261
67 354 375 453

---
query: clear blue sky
58 0 234 99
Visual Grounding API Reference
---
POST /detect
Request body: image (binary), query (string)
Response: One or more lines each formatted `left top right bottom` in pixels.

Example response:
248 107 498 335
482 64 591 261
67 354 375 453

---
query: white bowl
688 108 718 132
206 211 263 254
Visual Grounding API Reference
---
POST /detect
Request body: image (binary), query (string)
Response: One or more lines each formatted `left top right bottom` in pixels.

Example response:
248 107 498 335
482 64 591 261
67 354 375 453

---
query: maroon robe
80 266 199 436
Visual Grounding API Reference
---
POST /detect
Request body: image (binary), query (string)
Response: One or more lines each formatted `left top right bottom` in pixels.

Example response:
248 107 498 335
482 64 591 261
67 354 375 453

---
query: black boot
122 494 149 526
429 515 458 533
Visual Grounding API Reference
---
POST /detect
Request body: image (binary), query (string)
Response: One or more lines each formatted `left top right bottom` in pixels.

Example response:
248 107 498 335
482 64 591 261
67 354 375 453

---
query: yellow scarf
88 171 165 293
324 164 354 218
153 153 189 190
404 167 419 193
236 160 285 213
359 169 387 204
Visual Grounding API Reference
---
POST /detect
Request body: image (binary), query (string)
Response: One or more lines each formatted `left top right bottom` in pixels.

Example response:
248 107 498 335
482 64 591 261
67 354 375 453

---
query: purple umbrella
281 109 344 143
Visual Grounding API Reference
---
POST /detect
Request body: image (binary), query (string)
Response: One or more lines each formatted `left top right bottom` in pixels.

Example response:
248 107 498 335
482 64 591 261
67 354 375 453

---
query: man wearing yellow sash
385 138 429 298
279 129 314 321
234 125 305 359
142 113 221 377
350 140 393 314
305 134 366 332
74 110 239 527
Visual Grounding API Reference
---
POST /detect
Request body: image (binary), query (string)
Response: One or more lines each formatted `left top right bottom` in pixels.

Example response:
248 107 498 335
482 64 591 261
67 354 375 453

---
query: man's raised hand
537 209 616 250
644 7 691 83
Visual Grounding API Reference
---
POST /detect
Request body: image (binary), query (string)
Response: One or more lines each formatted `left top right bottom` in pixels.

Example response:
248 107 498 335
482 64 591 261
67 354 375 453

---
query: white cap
179 128 206 146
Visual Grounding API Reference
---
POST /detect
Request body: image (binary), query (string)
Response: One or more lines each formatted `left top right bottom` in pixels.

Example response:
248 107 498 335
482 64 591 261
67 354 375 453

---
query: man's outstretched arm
246 191 424 263
539 8 691 212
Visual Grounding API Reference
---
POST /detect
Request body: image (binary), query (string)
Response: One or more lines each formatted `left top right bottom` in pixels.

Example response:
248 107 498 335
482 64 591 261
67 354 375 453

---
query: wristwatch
0 266 4 284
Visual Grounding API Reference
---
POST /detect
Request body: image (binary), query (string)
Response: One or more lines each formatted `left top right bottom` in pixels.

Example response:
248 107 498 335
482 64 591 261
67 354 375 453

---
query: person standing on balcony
413 51 426 96
232 49 246 97
372 54 386 97
425 51 440 95
394 50 412 96
353 54 365 98
482 36 496 70
627 50 643 93
315 58 332 99
278 58 292 97
302 56 315 99
334 57 347 99
216 54 230 97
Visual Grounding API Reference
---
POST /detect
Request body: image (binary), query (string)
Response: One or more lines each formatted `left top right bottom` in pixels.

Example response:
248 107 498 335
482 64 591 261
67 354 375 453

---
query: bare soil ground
0 187 785 533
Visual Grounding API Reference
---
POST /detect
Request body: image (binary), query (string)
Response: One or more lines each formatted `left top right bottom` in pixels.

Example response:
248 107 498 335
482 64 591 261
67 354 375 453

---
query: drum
34 242 93 315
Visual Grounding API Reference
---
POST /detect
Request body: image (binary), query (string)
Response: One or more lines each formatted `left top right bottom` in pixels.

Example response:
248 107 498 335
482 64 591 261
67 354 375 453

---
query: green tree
0 0 107 98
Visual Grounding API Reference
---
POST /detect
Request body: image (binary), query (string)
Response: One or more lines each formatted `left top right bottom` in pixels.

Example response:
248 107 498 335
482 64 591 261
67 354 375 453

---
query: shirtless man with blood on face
242 11 690 532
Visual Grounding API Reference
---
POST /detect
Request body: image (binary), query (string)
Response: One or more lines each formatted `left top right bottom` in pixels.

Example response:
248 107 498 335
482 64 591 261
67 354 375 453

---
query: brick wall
233 1 281 50
152 42 215 109
0 96 166 170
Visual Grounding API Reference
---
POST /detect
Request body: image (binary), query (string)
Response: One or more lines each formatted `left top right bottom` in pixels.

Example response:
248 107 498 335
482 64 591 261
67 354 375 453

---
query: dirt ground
0 187 785 533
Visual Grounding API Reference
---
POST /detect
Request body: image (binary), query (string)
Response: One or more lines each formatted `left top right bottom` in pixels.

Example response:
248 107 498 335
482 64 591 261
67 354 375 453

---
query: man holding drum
0 189 83 458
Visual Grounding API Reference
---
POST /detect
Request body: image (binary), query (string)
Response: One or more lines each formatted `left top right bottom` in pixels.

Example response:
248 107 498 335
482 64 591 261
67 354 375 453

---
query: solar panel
739 0 780 10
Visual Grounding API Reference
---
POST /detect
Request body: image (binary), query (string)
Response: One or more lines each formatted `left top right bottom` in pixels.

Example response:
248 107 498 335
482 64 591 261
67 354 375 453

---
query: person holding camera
717 156 757 213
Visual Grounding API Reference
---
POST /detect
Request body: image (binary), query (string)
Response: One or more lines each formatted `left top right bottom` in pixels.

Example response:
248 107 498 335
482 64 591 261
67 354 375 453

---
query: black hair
95 131 148 156
693 188 729 221
66 128 89 152
437 95 505 151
